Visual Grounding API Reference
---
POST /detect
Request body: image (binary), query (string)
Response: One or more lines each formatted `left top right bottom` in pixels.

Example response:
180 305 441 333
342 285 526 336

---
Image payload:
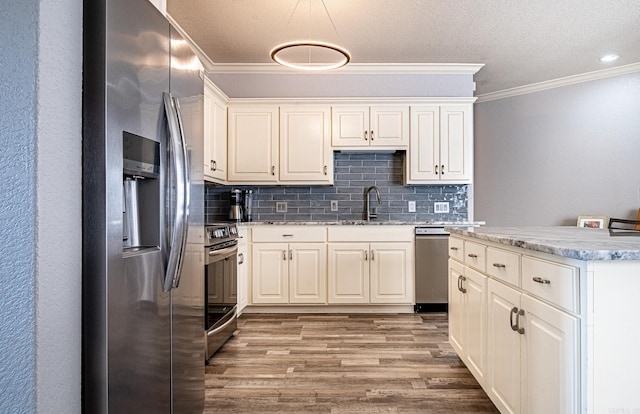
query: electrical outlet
331 200 339 212
275 201 287 213
434 202 450 214
408 201 416 213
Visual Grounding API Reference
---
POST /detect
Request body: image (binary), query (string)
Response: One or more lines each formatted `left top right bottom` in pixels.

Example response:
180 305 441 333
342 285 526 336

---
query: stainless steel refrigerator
82 0 205 412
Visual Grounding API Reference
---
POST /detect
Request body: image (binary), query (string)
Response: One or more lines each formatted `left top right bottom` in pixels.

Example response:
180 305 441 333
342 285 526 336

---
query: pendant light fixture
271 0 351 71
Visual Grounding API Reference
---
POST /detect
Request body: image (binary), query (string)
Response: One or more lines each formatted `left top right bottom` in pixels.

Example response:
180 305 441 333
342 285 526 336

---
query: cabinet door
440 105 472 181
280 106 332 183
487 279 521 414
331 106 369 147
464 267 487 386
203 92 213 177
209 93 227 181
251 243 288 304
448 259 465 355
369 105 409 148
521 294 579 414
236 228 249 312
327 243 369 303
228 105 278 182
289 243 327 304
369 242 412 303
407 105 440 182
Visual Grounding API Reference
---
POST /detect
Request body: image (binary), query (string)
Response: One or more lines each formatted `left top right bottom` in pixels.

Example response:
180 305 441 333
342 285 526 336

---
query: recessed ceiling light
600 54 620 63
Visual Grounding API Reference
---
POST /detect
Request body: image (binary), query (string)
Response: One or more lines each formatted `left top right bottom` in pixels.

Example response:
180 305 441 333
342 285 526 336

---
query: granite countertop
446 226 640 261
241 220 484 226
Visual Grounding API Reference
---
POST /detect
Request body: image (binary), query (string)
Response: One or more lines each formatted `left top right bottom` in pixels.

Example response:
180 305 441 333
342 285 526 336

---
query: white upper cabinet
203 79 227 183
332 105 409 149
227 105 279 183
279 105 332 184
406 104 473 184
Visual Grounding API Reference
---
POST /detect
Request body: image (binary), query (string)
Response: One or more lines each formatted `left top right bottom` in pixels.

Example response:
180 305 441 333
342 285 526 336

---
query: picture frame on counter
577 215 608 229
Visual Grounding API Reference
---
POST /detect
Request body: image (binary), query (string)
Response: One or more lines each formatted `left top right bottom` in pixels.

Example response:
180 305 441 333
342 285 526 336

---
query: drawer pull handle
492 263 506 268
364 250 368 261
289 249 293 260
282 234 294 237
510 307 519 331
532 276 551 285
364 131 368 140
459 275 467 293
283 250 287 260
516 309 525 335
450 247 459 251
467 253 478 258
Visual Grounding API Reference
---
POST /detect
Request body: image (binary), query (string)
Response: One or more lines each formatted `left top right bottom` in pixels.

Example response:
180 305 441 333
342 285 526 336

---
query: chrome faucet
364 186 381 221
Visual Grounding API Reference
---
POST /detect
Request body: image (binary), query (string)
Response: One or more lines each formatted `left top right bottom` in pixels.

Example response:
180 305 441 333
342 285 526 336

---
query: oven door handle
206 306 237 337
208 245 238 261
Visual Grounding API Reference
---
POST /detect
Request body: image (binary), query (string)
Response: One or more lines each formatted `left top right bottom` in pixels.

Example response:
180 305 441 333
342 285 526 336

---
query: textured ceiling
167 0 640 95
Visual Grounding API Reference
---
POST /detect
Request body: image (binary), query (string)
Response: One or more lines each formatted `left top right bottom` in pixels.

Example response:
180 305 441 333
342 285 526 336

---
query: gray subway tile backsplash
205 152 469 223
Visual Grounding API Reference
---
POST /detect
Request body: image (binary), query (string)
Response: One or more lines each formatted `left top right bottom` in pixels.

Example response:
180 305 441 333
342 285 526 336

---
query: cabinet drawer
252 226 326 242
448 237 464 262
464 241 486 272
486 247 520 287
522 256 579 313
328 226 413 242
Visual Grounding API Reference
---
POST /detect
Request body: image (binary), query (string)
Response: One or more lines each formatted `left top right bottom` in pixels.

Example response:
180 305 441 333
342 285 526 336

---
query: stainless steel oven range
204 222 239 361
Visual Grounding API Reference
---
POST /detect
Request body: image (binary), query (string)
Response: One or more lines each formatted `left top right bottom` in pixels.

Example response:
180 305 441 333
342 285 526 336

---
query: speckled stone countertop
241 221 484 226
447 226 640 261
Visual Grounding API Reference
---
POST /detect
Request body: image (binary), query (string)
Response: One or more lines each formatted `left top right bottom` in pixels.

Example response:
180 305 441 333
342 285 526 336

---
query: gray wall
474 72 640 226
208 73 475 98
0 0 82 412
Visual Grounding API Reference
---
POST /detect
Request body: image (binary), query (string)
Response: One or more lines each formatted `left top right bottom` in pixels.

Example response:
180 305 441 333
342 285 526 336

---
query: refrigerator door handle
163 92 190 291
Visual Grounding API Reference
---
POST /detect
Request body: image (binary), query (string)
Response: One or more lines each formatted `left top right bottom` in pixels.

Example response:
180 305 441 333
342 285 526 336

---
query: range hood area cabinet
404 104 473 184
331 105 409 149
227 104 333 185
204 78 228 184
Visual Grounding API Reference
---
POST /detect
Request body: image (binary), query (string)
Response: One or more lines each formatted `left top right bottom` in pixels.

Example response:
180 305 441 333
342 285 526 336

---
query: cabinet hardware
238 253 244 265
467 253 478 258
435 165 439 175
282 234 293 237
323 165 328 175
211 160 216 171
371 250 375 260
441 165 445 175
492 263 506 268
532 276 551 284
457 275 462 292
271 166 275 176
450 247 459 251
370 130 374 141
516 309 525 334
364 250 368 261
282 250 287 260
289 250 293 260
510 307 519 331
457 275 466 293
364 131 368 140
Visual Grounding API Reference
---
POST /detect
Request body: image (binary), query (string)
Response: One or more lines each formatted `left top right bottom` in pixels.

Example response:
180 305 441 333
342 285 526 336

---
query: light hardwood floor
205 313 498 414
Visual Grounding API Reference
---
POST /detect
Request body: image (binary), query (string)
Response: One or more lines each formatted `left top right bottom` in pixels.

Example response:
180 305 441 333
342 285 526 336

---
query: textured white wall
35 0 83 412
474 72 640 226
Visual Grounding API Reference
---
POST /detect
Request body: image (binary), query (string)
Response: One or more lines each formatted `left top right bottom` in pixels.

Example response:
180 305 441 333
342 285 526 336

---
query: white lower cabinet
448 260 487 385
451 234 580 414
252 242 326 304
236 227 249 313
328 242 412 304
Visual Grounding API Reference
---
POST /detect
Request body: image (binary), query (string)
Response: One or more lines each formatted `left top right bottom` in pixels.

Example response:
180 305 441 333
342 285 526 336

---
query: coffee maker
229 189 243 221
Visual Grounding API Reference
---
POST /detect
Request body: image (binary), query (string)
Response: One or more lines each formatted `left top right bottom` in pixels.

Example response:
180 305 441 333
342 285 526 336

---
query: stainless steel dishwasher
414 226 450 312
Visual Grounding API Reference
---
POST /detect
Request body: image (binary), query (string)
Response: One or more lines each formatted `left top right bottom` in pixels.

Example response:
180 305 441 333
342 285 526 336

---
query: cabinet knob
323 165 328 175
364 131 368 141
272 166 275 176
441 165 445 175
435 165 439 175
370 130 374 141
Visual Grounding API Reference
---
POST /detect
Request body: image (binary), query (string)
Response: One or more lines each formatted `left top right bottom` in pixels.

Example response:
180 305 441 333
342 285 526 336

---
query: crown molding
476 62 640 103
206 63 484 75
166 14 216 72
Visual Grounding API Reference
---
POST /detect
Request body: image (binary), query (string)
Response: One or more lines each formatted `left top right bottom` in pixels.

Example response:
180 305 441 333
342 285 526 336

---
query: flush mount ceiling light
271 0 351 71
600 54 620 62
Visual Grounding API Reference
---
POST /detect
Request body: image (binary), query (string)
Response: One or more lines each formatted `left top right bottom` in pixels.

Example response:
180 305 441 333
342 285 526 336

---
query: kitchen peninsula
447 226 640 414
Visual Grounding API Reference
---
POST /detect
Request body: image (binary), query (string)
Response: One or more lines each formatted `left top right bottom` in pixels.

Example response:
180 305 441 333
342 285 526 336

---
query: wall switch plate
330 200 339 212
275 201 287 213
408 201 416 213
434 202 450 213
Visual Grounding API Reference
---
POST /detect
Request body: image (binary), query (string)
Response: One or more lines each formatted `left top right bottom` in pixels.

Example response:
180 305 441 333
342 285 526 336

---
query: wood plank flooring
205 313 498 413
